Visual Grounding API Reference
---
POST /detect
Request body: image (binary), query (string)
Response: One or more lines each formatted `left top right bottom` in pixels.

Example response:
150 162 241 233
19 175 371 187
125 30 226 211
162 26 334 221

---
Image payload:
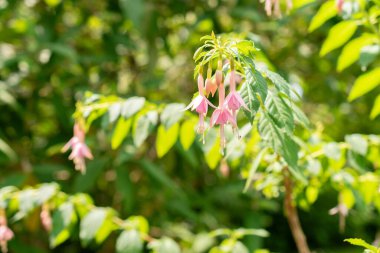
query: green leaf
156 123 179 158
121 97 146 119
360 44 380 69
244 147 268 193
160 103 185 129
320 21 358 56
259 68 290 96
125 216 149 234
80 208 114 246
348 67 380 101
108 102 122 123
344 238 378 252
337 34 377 72
133 111 158 147
50 202 77 248
308 0 338 32
119 0 144 30
231 241 249 253
203 129 221 169
258 112 305 183
370 94 380 119
112 117 132 149
265 91 294 133
240 67 268 122
116 230 143 253
179 118 197 150
345 134 368 155
148 237 181 253
73 158 108 192
323 142 341 160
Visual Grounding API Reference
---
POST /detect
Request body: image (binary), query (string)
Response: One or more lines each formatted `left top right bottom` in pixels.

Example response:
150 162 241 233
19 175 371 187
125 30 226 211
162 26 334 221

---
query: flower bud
205 78 218 97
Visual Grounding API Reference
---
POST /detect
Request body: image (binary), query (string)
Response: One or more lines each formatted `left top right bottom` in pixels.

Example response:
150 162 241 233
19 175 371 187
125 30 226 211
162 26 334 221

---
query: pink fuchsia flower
185 74 216 138
205 78 218 97
336 0 344 12
62 123 93 174
0 216 13 253
40 205 52 232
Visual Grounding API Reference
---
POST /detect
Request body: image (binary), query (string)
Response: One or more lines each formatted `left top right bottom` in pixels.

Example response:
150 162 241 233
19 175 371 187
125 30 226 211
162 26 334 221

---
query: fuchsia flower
40 205 52 232
205 78 218 97
62 123 93 174
0 216 13 253
224 71 248 111
185 74 215 138
336 0 344 12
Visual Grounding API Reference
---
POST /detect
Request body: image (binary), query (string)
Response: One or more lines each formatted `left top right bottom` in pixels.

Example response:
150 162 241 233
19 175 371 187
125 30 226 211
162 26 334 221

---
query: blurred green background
0 0 379 252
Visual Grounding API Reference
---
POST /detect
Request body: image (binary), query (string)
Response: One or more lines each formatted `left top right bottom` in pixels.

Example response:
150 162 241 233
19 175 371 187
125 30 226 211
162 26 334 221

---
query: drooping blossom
210 61 237 151
184 74 216 142
0 215 13 253
224 70 249 136
205 78 218 97
40 204 52 232
62 122 93 174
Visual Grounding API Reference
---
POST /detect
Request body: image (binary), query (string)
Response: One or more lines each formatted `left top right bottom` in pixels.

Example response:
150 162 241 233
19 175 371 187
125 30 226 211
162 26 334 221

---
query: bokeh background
0 0 379 252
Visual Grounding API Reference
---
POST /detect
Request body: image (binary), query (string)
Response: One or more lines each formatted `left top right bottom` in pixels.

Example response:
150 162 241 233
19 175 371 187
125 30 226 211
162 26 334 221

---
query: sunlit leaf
370 94 380 119
50 202 77 248
180 118 197 150
112 117 132 149
80 208 115 246
116 230 143 253
156 123 179 158
309 0 337 32
320 21 358 56
337 34 377 72
348 67 380 101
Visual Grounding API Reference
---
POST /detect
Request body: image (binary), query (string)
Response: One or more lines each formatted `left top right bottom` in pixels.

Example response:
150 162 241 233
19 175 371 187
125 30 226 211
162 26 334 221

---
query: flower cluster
62 122 93 174
185 60 248 152
0 213 13 253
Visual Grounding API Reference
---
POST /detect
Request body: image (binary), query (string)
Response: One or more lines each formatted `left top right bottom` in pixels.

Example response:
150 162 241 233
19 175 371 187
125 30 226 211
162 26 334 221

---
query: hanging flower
224 70 248 111
40 204 52 232
205 78 218 97
184 74 216 140
336 0 344 12
0 215 13 253
62 122 93 174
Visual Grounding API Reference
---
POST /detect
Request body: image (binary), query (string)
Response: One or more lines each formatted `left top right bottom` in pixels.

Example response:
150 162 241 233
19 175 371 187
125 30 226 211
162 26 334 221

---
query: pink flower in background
40 205 52 232
62 123 93 174
263 0 293 17
336 0 344 12
0 216 13 253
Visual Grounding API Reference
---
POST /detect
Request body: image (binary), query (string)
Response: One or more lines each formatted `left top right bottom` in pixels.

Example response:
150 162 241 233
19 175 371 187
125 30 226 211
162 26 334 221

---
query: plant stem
283 168 311 253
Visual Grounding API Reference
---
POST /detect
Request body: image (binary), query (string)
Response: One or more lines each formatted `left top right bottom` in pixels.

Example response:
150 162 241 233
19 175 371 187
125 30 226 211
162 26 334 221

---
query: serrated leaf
156 123 179 158
121 97 145 119
240 67 268 122
370 94 380 119
265 91 294 133
180 118 197 150
309 0 338 32
116 230 143 253
160 103 185 129
320 21 358 56
258 112 305 183
50 202 77 248
337 34 377 72
344 238 378 252
112 117 132 149
259 68 290 96
348 67 380 101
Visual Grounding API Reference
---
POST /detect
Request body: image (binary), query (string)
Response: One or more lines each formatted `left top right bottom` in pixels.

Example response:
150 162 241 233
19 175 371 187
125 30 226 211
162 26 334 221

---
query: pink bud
205 78 218 97
0 225 14 253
